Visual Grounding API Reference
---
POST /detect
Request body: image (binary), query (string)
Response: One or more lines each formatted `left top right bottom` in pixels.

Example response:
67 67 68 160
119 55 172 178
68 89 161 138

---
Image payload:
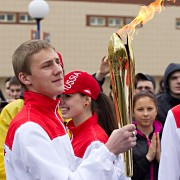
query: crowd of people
0 39 179 180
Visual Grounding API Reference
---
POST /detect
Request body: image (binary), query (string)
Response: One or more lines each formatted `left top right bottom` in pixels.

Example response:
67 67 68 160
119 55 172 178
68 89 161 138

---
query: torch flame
117 0 176 38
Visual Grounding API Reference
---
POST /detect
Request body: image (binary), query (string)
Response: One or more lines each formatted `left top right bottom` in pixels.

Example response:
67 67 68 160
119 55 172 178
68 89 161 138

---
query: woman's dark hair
91 92 119 137
133 91 157 111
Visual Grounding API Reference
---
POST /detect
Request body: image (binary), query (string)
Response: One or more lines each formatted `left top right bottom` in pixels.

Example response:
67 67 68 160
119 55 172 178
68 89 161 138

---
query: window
124 17 134 25
0 11 36 25
89 16 106 26
19 13 35 23
0 13 16 23
43 32 50 42
108 17 123 27
87 15 143 28
125 17 142 28
176 18 180 29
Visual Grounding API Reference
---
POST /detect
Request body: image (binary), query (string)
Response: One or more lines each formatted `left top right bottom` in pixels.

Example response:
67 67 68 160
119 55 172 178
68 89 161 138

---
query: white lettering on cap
64 72 81 90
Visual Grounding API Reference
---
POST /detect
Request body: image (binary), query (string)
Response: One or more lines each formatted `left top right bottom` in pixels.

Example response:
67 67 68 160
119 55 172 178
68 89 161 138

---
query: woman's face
59 93 87 120
133 96 157 128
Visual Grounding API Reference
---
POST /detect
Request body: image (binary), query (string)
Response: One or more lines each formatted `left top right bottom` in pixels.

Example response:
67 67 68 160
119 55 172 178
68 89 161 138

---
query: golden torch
108 32 135 177
107 0 176 176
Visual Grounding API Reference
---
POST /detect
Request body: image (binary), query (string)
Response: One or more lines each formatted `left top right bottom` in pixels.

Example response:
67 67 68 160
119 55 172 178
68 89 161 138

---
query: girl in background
132 91 162 180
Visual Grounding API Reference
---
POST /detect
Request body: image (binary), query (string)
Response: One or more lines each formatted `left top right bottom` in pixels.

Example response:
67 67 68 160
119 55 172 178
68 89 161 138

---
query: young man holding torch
4 39 136 180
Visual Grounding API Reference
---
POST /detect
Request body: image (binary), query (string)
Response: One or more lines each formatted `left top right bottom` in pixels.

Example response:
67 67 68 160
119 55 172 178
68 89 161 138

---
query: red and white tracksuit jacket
4 91 117 180
158 104 180 180
67 113 130 180
67 113 108 158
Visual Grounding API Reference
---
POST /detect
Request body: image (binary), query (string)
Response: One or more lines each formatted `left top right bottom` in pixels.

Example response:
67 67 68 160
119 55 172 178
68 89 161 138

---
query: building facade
0 0 180 96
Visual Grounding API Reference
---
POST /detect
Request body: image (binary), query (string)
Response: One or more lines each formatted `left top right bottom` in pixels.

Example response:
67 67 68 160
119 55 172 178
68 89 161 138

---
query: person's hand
105 124 137 155
99 56 109 75
95 56 109 81
146 133 157 162
155 132 161 162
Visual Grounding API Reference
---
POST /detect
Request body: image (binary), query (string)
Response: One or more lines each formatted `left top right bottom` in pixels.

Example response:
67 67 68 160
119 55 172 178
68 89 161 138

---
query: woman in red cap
60 70 130 180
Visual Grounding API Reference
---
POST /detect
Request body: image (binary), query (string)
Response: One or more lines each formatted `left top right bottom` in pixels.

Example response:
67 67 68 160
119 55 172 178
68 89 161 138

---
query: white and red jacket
67 113 108 158
4 91 117 180
67 113 130 180
158 104 180 180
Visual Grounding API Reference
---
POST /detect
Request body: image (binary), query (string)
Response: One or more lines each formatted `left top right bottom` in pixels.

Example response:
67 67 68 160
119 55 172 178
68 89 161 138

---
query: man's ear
18 72 31 86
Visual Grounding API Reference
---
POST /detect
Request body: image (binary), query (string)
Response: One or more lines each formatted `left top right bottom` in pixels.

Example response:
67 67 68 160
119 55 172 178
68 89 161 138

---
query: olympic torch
108 32 135 177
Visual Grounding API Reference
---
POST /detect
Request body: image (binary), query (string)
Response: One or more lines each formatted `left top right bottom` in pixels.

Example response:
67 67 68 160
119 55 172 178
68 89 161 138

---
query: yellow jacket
0 99 24 180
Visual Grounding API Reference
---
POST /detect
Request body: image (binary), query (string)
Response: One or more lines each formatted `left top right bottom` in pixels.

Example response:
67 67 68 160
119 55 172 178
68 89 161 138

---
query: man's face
168 71 180 97
10 84 21 99
135 80 155 94
23 48 64 99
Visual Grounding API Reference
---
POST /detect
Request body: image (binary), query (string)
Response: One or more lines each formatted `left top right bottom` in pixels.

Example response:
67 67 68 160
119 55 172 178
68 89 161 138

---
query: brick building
0 0 180 96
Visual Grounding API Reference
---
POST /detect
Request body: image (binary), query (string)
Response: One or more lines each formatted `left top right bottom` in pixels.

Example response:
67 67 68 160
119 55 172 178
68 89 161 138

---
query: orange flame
117 0 176 38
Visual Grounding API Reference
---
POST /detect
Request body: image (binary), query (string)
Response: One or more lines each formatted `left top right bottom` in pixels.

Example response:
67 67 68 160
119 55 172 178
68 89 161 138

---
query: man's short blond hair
12 40 54 88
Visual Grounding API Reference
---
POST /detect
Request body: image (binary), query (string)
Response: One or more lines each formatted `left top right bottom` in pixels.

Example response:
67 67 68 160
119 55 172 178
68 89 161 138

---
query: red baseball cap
63 71 101 100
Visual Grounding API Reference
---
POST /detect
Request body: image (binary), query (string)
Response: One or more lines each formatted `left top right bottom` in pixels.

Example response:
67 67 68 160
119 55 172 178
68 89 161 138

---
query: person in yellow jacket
0 99 24 180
